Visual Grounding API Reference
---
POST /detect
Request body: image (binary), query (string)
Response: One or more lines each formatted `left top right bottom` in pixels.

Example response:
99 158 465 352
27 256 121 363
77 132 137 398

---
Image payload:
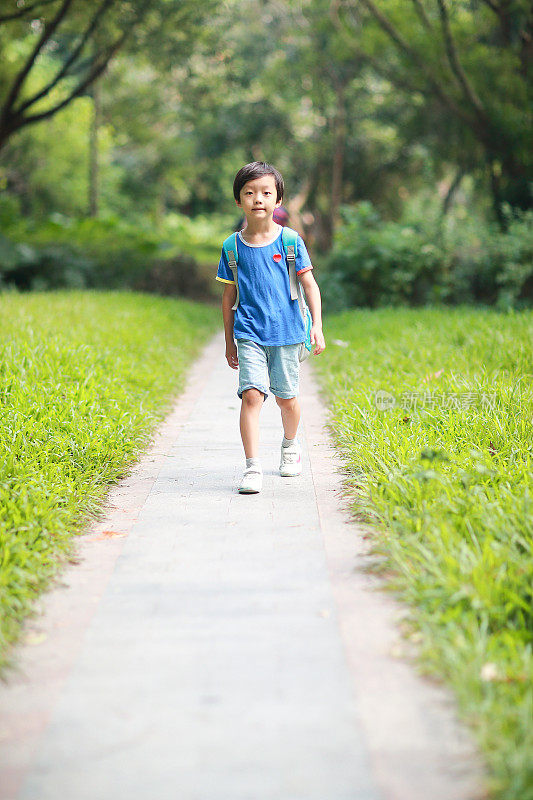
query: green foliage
2 0 530 248
313 306 533 799
1 0 530 283
0 0 464 231
0 1 218 143
158 211 235 265
0 290 219 671
0 88 112 218
447 208 533 310
336 0 532 214
321 202 533 312
0 198 226 298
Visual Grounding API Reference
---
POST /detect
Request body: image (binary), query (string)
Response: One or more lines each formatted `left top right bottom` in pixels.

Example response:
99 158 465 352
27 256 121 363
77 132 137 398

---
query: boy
216 161 325 494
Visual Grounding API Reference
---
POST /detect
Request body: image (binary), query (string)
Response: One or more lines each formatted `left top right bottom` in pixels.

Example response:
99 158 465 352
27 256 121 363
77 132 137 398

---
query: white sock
282 436 297 448
245 457 262 471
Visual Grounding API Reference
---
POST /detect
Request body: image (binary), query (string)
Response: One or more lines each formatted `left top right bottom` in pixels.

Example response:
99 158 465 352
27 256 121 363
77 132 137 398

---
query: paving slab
0 332 485 800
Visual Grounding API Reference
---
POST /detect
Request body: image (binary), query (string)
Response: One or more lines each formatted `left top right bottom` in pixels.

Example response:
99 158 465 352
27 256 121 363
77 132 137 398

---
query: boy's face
236 174 282 222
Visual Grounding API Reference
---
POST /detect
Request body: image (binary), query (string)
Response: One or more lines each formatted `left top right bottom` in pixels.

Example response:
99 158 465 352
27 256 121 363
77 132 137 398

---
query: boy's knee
242 388 265 407
275 395 298 409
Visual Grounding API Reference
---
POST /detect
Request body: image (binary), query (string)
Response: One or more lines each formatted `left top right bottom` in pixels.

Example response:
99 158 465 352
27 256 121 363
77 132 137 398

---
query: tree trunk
441 167 465 216
88 79 101 217
329 81 347 247
488 156 507 232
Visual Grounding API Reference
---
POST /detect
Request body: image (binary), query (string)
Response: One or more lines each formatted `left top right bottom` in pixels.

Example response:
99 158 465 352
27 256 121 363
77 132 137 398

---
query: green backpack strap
281 226 299 301
222 232 239 310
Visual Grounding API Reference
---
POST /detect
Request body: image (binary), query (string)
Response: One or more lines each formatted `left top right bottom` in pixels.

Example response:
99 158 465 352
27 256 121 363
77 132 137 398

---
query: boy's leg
236 339 269 460
275 395 300 440
240 388 264 458
268 344 303 476
276 395 302 476
268 343 301 437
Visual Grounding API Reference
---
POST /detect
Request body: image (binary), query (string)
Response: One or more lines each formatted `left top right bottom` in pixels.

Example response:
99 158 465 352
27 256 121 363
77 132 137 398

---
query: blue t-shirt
216 225 313 346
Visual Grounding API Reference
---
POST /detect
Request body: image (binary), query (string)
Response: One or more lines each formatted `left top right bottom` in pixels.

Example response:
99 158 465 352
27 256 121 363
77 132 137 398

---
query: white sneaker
238 466 263 494
280 439 302 477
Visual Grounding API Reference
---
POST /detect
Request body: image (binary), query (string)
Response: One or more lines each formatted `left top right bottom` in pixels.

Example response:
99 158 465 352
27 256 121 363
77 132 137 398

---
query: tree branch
1 0 75 118
362 52 429 96
14 0 116 116
436 0 487 119
12 15 140 131
0 0 58 24
0 0 154 148
519 7 533 79
355 0 414 56
478 0 500 13
341 0 479 129
330 3 433 102
478 0 521 46
410 0 432 31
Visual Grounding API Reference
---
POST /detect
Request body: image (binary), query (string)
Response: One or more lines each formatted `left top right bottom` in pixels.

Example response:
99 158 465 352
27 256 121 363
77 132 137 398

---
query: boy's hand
225 342 239 369
311 325 326 355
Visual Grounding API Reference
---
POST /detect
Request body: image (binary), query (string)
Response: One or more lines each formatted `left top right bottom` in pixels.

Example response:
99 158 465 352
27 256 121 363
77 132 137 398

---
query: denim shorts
236 338 300 400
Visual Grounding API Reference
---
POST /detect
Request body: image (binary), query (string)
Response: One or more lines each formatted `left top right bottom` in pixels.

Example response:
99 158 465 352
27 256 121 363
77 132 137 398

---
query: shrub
321 202 532 312
0 204 212 298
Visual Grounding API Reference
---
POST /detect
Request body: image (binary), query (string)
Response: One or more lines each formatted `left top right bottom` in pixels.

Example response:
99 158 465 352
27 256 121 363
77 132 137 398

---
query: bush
133 254 212 300
0 235 95 291
0 199 213 298
321 202 532 313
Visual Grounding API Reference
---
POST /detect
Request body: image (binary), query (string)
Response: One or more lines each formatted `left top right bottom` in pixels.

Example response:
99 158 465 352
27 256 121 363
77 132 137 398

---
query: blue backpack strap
281 226 299 301
281 225 299 254
222 232 239 310
282 227 310 347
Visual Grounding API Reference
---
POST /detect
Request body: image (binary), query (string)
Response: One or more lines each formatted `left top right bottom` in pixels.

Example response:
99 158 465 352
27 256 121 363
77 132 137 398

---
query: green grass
313 304 533 800
0 290 219 671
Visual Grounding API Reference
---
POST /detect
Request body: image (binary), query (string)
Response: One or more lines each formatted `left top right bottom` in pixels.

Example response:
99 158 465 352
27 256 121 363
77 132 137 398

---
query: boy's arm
222 283 239 369
298 270 326 355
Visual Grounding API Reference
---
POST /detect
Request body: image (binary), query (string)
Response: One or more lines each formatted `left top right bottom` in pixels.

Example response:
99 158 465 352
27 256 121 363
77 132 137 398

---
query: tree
0 0 215 150
164 0 418 246
333 0 532 226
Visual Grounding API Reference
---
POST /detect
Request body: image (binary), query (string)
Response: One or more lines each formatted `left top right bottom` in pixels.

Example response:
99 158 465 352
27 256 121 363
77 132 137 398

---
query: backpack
222 226 313 362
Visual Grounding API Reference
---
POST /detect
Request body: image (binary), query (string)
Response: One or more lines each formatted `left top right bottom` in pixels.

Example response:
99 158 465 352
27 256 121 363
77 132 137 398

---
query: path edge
300 360 487 800
0 332 222 800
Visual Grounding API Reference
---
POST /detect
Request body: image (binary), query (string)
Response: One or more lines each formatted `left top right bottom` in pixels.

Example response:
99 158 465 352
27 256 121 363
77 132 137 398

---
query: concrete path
0 332 484 800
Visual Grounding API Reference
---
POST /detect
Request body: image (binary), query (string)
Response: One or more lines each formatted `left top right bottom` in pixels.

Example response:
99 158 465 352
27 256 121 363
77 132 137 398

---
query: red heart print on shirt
273 253 282 262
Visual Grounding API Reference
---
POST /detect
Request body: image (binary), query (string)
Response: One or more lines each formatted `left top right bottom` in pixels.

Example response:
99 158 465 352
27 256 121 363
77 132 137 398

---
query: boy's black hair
233 162 284 203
